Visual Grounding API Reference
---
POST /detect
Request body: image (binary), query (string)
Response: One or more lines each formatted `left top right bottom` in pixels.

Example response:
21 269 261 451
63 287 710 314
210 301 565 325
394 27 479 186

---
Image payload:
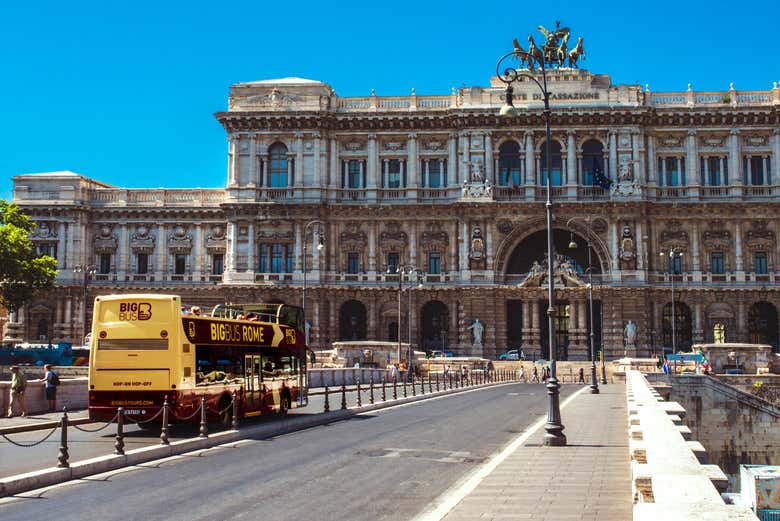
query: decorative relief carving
420 222 448 252
257 230 294 242
700 136 726 147
205 224 226 252
340 222 367 249
344 141 366 151
383 141 404 151
660 220 689 248
423 140 444 151
659 135 683 147
592 219 608 234
30 222 56 239
94 224 118 253
380 221 407 250
168 225 193 253
619 224 636 269
746 221 775 249
130 225 156 253
243 88 301 107
744 135 769 147
497 220 514 235
702 225 731 250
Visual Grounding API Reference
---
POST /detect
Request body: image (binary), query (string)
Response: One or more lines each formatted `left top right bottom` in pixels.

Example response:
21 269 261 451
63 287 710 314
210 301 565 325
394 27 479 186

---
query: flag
662 359 670 374
592 157 611 189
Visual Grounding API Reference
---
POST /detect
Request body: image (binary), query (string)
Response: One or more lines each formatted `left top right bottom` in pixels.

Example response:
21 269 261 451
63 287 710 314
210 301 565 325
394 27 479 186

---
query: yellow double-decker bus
88 294 307 425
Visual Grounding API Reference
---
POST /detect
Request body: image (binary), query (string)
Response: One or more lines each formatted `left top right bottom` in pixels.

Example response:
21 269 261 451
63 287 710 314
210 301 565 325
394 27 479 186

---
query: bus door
243 355 262 414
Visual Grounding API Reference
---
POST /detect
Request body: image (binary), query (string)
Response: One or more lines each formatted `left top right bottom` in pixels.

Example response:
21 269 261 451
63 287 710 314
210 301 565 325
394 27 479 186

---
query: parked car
430 350 454 358
499 349 523 361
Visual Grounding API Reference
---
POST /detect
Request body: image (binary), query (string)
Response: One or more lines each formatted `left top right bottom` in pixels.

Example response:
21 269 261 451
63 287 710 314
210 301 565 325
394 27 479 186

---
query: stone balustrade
627 370 758 520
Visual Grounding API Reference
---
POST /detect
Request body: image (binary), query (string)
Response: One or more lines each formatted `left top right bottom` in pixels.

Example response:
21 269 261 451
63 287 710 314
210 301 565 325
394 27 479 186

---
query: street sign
666 353 703 363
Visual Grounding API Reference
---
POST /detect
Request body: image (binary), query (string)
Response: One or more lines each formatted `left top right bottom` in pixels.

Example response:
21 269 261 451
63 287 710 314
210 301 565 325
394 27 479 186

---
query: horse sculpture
511 38 528 69
526 35 543 69
568 37 585 68
556 33 569 68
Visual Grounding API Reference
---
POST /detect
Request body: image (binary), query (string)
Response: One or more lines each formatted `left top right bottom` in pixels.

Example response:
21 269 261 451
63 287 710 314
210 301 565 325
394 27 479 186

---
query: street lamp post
496 25 575 446
660 249 684 356
567 218 599 394
388 265 423 377
73 264 96 344
302 221 324 346
406 267 424 378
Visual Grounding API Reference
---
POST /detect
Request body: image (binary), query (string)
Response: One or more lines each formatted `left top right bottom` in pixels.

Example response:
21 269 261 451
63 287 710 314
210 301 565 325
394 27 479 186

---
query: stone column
693 301 704 344
485 223 493 271
608 131 617 181
729 130 742 194
448 132 459 187
247 223 255 274
635 221 645 274
407 133 418 195
450 221 458 277
225 222 237 275
647 133 657 186
58 222 67 270
329 137 339 191
734 221 744 281
295 133 304 189
367 133 378 200
66 221 77 272
772 129 780 181
460 222 469 273
313 132 322 190
409 221 417 268
635 131 645 185
156 224 167 278
484 132 494 183
524 131 535 185
691 222 700 278
248 133 256 187
686 130 698 190
566 131 577 186
368 222 376 275
610 221 619 275
459 132 469 183
294 222 303 274
194 224 203 280
287 153 294 187
227 136 238 186
531 300 541 357
117 223 128 281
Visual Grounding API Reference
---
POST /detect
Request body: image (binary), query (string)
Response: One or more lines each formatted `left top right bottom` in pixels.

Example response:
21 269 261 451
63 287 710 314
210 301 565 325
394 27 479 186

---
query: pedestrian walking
6 366 27 417
542 366 548 383
391 363 399 380
519 365 527 383
545 366 551 382
38 364 59 412
531 366 540 383
578 367 585 383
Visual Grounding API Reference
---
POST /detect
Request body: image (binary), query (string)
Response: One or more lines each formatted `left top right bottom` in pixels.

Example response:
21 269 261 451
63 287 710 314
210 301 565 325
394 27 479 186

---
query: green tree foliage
0 201 57 312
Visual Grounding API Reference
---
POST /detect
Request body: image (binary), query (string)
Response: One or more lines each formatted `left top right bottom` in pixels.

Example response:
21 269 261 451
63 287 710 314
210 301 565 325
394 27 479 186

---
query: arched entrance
505 229 603 276
421 301 449 351
748 302 779 352
662 302 692 352
339 300 367 341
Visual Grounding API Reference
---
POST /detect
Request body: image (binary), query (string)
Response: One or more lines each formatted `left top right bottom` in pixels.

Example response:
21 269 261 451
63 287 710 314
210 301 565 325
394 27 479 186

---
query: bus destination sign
182 317 278 346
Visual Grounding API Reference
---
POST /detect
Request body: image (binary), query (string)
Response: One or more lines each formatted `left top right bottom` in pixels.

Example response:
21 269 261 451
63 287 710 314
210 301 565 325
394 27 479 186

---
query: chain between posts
72 412 119 433
1 425 59 447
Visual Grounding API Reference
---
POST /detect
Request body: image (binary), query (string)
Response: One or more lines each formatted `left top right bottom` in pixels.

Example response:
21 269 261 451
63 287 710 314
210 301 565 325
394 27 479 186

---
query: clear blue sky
2 0 778 199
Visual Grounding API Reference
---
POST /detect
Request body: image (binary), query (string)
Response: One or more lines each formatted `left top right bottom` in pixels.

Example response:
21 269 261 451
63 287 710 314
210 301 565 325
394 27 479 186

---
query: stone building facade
8 71 780 361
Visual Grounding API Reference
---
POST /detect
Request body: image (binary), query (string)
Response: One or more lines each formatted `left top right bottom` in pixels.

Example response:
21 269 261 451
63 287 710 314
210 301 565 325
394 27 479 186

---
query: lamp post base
589 364 600 394
543 377 567 446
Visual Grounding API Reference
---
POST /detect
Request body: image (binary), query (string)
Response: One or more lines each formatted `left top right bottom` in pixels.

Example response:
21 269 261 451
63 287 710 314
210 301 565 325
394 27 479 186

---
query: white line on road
411 385 590 521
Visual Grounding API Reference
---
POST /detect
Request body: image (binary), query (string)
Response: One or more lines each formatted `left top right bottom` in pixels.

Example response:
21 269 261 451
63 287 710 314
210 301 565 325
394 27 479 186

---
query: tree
0 200 57 312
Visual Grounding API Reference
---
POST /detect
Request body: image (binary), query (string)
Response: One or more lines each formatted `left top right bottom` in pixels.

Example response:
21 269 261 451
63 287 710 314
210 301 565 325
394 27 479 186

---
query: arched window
498 141 522 187
748 302 779 352
339 300 367 341
268 143 289 188
581 140 605 185
540 140 563 186
662 302 692 352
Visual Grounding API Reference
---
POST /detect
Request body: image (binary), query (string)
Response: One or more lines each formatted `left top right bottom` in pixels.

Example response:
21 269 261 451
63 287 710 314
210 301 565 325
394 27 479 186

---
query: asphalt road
0 383 578 521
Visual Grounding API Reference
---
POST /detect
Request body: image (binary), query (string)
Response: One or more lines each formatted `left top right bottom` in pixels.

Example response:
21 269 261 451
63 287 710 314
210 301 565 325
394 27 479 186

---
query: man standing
6 366 27 417
38 364 58 413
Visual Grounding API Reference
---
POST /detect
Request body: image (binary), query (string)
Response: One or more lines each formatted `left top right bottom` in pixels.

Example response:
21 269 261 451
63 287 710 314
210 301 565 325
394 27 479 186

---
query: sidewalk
1 409 89 432
443 384 631 521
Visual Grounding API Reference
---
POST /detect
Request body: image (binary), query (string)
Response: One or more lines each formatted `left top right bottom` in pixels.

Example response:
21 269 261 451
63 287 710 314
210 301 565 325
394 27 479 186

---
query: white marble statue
624 320 637 349
468 318 484 347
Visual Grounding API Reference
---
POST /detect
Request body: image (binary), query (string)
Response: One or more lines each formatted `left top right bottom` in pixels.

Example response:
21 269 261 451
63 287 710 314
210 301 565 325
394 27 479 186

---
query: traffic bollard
341 384 347 410
324 385 330 412
403 376 407 398
381 376 387 402
392 375 397 400
199 395 209 438
411 375 416 396
114 407 125 455
232 390 239 430
369 374 375 404
356 379 362 407
436 373 440 392
160 395 170 445
57 408 69 468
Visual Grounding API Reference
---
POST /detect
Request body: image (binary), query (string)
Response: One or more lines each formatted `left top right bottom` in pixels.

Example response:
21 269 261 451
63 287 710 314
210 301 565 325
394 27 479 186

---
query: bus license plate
125 409 146 415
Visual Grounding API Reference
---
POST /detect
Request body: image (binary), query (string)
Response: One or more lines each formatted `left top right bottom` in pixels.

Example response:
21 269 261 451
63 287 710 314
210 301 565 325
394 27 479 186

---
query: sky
2 0 778 199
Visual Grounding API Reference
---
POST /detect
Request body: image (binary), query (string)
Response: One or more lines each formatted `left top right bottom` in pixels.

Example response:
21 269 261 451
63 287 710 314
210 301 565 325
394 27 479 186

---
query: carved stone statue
620 225 636 267
470 160 485 182
624 320 637 350
618 158 634 182
469 225 485 260
468 319 484 347
567 37 585 68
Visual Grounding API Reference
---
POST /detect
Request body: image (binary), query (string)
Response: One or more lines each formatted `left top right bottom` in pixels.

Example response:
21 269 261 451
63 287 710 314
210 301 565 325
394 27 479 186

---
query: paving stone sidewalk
443 384 631 521
1 408 89 430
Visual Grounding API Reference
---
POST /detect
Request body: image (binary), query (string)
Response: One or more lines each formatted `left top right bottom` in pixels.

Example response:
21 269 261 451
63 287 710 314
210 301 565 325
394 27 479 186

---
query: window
212 254 224 275
711 252 724 274
540 140 563 186
581 140 605 186
498 141 522 187
99 253 111 274
744 155 770 186
387 252 400 272
271 244 284 273
174 254 186 275
665 254 683 274
136 253 148 274
428 253 441 274
427 160 443 188
658 157 686 186
700 156 727 186
347 253 360 274
386 159 402 188
285 244 293 273
755 252 768 274
259 244 268 272
37 243 57 259
347 160 362 189
269 143 288 188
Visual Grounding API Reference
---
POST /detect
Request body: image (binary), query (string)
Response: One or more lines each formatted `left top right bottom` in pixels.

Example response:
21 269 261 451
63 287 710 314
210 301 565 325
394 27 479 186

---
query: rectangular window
671 255 683 274
271 244 283 273
755 252 768 274
711 252 724 274
37 243 57 259
387 160 401 188
348 160 362 189
174 254 186 275
387 252 400 272
285 244 293 273
137 253 148 274
428 253 441 275
701 157 724 186
663 157 684 186
212 254 224 275
99 253 111 274
259 244 268 272
428 160 442 188
347 253 360 274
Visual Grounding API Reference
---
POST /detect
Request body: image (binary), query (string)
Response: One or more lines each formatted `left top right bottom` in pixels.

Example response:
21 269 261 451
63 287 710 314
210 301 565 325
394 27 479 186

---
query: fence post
392 375 397 400
381 376 387 402
403 376 408 398
57 408 69 468
199 394 209 438
160 395 170 445
436 373 440 392
340 384 347 410
324 385 330 412
369 373 375 405
411 374 416 397
114 407 125 455
356 378 362 407
231 389 239 430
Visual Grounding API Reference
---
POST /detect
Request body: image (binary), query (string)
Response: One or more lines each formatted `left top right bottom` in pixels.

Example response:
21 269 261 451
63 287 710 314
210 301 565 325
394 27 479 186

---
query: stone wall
0 378 88 415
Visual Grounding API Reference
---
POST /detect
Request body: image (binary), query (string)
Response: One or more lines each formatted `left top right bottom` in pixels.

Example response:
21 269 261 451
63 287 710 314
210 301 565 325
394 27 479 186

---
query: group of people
6 364 60 418
181 305 202 316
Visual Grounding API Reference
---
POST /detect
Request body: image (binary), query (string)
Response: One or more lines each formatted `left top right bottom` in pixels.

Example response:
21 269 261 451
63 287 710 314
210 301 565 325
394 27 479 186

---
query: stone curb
0 418 92 436
0 379 519 498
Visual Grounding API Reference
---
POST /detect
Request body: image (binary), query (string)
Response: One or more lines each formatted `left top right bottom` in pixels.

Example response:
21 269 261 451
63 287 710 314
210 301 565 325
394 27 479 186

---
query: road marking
411 385 589 521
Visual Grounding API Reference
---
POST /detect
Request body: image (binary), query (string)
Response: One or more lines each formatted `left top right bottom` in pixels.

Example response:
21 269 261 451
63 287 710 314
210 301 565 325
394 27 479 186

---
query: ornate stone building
8 70 780 360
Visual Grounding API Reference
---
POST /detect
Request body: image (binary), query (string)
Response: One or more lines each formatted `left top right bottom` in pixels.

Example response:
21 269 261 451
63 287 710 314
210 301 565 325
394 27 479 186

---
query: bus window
279 356 295 376
195 346 243 385
262 356 278 380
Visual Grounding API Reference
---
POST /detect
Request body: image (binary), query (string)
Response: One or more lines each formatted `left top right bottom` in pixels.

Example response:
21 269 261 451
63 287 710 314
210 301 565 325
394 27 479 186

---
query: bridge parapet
626 370 758 520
